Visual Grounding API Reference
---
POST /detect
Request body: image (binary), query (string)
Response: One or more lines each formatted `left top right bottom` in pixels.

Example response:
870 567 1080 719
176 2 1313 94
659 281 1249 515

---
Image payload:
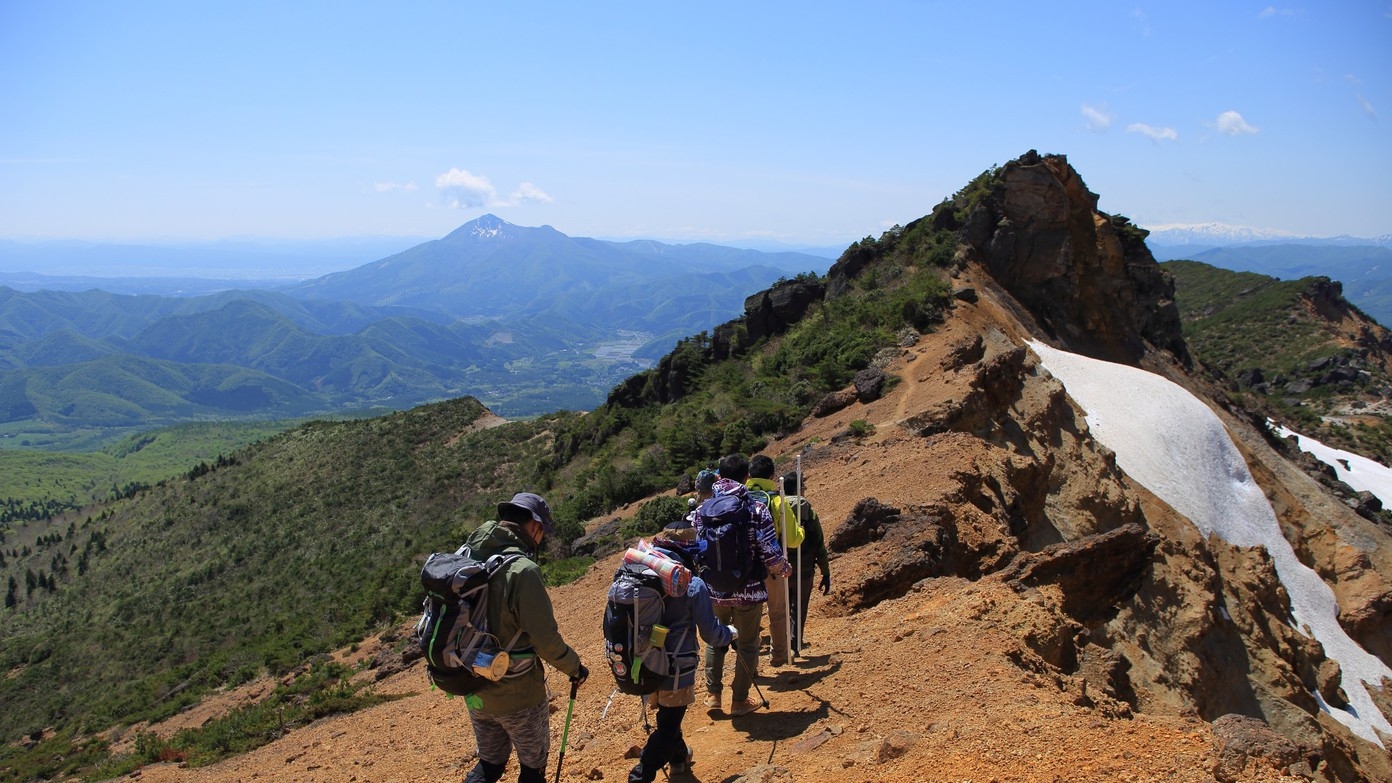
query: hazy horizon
3 3 1389 250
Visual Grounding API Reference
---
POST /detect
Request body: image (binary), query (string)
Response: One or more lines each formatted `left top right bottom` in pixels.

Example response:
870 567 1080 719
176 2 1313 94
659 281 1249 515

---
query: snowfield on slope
1030 340 1392 746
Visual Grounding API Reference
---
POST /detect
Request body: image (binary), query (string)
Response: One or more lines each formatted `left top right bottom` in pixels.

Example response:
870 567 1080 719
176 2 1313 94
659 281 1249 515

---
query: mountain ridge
4 152 1392 782
0 224 827 431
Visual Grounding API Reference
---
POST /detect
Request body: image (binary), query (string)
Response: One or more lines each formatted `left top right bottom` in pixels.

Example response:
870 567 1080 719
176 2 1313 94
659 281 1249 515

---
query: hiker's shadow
767 653 839 693
729 697 828 742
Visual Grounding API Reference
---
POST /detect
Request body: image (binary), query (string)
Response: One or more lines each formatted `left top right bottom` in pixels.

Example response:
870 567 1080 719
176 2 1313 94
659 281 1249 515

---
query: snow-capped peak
1141 222 1301 245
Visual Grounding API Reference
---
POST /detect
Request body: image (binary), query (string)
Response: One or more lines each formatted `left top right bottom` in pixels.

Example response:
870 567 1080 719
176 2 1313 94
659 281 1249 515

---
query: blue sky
2 1 1389 249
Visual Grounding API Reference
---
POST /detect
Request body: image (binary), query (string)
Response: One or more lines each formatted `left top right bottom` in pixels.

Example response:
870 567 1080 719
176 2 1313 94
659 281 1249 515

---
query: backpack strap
478 552 538 677
661 626 693 689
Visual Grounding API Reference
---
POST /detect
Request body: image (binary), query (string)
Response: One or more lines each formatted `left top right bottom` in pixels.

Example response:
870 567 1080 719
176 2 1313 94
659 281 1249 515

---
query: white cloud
1259 6 1295 18
1358 94 1377 118
374 181 418 193
435 168 497 209
1216 110 1259 135
1126 123 1178 142
510 182 554 204
1081 103 1113 132
433 168 553 209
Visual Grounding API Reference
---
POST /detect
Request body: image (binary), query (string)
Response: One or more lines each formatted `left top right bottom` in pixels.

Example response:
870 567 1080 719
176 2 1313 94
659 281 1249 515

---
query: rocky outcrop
712 278 825 360
607 277 824 408
1210 714 1314 782
960 151 1189 367
998 522 1159 625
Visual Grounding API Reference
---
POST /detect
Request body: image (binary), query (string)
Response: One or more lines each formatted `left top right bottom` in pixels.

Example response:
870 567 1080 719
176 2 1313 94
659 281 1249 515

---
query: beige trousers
764 573 790 663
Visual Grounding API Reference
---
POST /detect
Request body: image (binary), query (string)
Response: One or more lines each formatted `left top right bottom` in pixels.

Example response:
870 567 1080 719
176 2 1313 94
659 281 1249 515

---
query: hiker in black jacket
782 471 831 650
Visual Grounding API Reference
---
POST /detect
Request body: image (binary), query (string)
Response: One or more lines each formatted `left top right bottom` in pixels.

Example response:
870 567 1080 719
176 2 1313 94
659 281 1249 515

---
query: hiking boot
770 654 788 667
728 697 762 717
669 749 694 775
702 693 721 711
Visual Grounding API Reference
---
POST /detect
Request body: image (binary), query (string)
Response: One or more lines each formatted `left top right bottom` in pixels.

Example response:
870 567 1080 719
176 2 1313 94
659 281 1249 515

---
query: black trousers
630 705 688 783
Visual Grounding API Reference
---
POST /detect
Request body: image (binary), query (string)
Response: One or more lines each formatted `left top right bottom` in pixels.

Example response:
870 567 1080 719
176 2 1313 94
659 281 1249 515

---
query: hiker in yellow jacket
746 455 804 666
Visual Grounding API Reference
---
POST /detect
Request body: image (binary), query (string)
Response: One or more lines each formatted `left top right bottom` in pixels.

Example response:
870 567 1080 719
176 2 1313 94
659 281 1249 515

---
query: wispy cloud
510 182 554 204
1216 110 1259 135
1258 6 1295 19
435 168 553 209
1357 94 1377 119
374 181 418 193
1126 123 1178 142
1081 103 1113 132
1131 7 1151 37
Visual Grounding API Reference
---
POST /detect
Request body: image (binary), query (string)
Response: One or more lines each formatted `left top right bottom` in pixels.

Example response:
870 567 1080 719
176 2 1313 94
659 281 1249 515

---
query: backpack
695 493 766 593
747 485 806 549
414 546 524 696
603 562 690 695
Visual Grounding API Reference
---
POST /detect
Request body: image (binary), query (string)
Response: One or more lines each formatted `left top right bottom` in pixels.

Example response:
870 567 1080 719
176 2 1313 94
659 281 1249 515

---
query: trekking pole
777 475 793 664
734 652 770 708
795 454 803 656
554 679 579 783
600 687 619 720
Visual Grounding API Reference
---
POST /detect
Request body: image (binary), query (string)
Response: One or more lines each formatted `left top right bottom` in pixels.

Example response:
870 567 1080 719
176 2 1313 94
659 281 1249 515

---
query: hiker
745 455 804 666
686 468 718 514
696 454 792 717
626 520 737 782
458 492 588 783
781 471 831 651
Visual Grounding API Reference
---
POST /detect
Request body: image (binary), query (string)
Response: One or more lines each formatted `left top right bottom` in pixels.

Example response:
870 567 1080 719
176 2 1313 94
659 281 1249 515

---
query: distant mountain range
1143 222 1392 250
0 217 830 437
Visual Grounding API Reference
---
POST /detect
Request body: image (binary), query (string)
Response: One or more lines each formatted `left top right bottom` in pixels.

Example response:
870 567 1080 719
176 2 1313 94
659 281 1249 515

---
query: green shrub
542 556 595 586
619 495 690 541
848 419 875 439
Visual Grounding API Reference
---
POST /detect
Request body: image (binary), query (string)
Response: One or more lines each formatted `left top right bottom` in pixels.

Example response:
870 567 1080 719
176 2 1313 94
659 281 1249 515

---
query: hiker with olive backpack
781 470 831 653
453 493 588 783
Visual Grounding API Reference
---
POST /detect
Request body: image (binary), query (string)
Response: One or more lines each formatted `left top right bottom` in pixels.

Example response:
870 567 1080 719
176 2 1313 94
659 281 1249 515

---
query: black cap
498 492 555 534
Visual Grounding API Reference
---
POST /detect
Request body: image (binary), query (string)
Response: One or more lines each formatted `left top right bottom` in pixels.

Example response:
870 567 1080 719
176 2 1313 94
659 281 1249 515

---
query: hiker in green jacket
747 455 804 666
781 471 831 652
459 492 588 783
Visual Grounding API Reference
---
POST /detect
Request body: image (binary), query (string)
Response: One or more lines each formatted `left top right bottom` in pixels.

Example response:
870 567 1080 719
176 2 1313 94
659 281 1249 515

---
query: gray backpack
415 546 524 696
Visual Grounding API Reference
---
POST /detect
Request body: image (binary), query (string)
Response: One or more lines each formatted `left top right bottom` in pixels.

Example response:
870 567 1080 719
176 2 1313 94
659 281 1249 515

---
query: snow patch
1273 425 1392 509
1029 341 1392 746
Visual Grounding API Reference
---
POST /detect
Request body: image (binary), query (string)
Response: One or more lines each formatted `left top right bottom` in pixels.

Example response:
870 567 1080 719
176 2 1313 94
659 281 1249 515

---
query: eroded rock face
998 523 1159 625
1210 714 1311 783
713 278 825 360
964 151 1189 367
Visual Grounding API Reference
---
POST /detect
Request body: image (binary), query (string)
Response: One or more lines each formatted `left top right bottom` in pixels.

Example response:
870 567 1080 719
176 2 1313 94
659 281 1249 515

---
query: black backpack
414 546 523 696
603 563 690 695
695 493 766 593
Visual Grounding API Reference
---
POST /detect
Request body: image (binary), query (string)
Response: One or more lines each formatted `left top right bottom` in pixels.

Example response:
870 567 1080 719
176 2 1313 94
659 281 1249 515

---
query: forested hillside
1166 259 1392 463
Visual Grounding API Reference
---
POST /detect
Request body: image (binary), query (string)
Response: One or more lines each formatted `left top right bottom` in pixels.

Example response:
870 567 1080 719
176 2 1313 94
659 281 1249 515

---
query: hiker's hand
773 560 792 579
571 664 589 686
725 624 739 642
820 573 831 595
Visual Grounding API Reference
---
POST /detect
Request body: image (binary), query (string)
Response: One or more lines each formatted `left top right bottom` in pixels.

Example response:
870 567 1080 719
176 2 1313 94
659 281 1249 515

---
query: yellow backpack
746 486 806 549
